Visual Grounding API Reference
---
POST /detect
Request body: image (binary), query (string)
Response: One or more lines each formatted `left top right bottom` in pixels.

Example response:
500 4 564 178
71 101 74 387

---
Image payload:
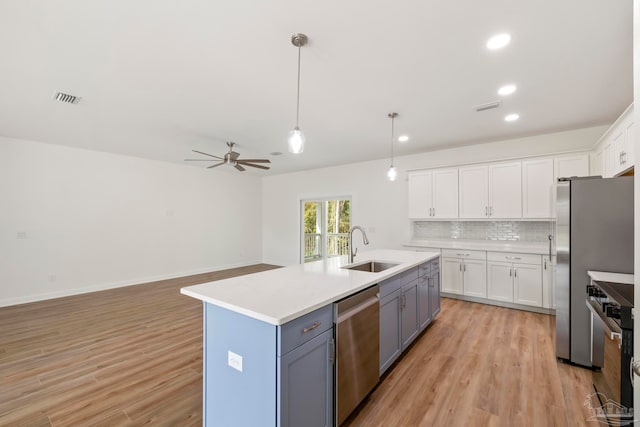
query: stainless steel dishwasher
334 284 380 425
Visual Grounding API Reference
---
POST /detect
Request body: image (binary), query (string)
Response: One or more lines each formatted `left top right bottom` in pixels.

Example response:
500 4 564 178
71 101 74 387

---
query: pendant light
387 112 398 181
288 33 308 154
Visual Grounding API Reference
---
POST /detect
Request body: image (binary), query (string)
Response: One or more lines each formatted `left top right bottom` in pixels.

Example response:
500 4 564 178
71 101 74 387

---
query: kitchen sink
342 261 400 273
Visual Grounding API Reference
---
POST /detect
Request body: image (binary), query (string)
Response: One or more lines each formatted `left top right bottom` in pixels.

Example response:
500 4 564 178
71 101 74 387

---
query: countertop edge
181 251 439 326
403 239 551 255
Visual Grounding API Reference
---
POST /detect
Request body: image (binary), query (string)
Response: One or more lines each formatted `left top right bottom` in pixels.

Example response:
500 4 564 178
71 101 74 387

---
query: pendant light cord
295 46 302 128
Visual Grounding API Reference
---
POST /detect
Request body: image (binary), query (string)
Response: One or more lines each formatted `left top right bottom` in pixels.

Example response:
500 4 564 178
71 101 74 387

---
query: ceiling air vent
53 91 81 104
473 100 501 112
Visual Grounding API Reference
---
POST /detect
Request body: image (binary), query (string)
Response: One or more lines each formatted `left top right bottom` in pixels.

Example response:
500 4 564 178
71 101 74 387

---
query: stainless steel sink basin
342 261 400 273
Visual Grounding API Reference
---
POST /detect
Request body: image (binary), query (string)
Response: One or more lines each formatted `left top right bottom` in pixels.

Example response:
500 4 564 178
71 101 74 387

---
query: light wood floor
1 267 594 426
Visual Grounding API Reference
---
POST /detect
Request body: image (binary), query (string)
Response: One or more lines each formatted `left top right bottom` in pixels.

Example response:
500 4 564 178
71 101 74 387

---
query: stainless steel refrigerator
556 176 634 368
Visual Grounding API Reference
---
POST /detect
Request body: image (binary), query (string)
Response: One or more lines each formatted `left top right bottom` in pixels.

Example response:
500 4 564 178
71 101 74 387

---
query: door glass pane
326 200 350 258
304 201 322 262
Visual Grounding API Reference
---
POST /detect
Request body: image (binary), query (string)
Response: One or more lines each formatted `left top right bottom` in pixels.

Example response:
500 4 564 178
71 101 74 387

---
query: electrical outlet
228 351 243 372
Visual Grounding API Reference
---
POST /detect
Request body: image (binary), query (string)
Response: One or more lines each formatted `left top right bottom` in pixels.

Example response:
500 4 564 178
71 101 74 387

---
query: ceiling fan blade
239 162 270 170
234 164 246 171
229 151 240 161
192 150 223 160
237 159 271 163
207 162 225 169
184 159 219 161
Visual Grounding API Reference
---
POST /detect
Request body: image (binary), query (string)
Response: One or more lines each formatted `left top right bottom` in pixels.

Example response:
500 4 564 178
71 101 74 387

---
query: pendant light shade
288 34 308 154
387 112 398 181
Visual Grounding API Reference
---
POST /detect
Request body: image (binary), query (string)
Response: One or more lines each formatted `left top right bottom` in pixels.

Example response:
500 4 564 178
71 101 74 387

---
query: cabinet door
487 261 513 302
554 154 590 179
429 269 441 318
613 129 626 172
462 259 487 298
459 165 489 218
279 329 333 427
513 263 543 307
379 289 402 375
441 257 463 294
624 120 635 169
522 159 554 218
489 162 522 218
432 168 458 218
408 172 432 218
417 275 431 330
602 143 616 178
401 281 419 349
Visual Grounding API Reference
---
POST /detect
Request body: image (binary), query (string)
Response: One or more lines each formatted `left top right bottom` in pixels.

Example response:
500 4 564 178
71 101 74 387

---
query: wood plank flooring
1 267 594 426
345 299 594 426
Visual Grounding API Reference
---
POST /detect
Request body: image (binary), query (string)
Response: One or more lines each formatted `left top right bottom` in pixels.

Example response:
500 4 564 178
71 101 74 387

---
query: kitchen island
181 249 440 427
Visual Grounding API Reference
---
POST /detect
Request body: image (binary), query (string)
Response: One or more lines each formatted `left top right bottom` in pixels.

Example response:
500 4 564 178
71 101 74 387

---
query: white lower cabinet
441 249 487 298
487 252 543 307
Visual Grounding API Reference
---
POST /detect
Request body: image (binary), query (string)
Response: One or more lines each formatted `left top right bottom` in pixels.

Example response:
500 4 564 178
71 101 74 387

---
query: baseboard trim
441 293 556 315
0 260 263 308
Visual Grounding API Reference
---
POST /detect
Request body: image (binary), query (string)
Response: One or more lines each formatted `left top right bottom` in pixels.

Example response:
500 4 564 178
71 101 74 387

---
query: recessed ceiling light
498 84 517 96
269 151 283 156
398 135 409 143
486 33 511 50
504 113 520 122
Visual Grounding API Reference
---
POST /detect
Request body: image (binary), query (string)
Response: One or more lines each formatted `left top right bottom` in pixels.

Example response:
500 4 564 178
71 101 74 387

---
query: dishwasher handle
336 296 379 324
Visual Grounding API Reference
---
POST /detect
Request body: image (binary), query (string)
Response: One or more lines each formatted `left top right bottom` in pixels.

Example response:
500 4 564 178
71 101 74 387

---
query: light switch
228 350 243 372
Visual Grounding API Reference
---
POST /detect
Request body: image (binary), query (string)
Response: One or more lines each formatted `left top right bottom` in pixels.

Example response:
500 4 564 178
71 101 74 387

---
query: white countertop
588 271 634 285
404 238 551 255
181 249 439 326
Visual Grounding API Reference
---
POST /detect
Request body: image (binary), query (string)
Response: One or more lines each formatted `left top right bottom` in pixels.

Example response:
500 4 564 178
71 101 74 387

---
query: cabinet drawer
487 252 541 265
380 267 419 297
418 262 430 277
278 305 333 356
429 258 440 272
441 249 486 261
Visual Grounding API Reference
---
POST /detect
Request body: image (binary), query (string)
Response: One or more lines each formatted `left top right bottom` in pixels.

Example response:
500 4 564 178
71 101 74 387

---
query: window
301 198 351 263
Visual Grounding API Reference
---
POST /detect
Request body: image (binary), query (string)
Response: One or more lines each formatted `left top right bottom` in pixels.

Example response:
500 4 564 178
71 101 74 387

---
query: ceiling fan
184 142 271 171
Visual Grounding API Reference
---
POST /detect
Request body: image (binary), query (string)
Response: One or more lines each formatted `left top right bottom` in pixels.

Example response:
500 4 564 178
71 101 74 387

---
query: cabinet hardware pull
490 206 493 216
514 268 517 278
509 268 512 277
459 263 462 272
303 321 321 333
463 264 466 272
401 294 406 309
505 256 521 260
544 260 547 270
456 253 470 256
485 206 488 216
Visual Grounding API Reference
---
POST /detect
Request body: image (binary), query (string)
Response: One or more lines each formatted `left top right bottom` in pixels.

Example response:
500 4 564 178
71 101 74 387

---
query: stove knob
587 285 598 297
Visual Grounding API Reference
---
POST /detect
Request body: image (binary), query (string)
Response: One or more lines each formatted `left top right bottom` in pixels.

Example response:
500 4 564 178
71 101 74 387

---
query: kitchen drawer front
487 252 541 265
418 262 430 277
429 258 440 273
441 249 486 261
278 305 333 356
380 267 419 298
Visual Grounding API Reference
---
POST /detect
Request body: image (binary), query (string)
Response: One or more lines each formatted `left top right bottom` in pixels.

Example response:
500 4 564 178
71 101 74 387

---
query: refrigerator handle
548 234 553 260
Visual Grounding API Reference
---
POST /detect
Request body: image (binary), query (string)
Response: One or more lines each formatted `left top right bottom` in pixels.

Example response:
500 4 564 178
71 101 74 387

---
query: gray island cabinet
180 249 440 427
379 257 440 376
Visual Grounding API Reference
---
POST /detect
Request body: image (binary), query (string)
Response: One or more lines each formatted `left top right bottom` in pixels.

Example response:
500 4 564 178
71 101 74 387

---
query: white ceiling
0 0 633 175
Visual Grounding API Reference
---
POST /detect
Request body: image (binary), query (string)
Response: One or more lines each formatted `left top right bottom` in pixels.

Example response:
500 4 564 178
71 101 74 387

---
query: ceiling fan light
387 165 397 181
288 128 305 154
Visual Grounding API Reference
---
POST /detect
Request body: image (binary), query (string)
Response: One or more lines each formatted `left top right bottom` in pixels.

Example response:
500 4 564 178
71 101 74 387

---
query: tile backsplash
413 221 553 242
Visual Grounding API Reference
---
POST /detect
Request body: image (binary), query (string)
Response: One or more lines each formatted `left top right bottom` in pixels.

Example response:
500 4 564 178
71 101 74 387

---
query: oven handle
585 299 622 341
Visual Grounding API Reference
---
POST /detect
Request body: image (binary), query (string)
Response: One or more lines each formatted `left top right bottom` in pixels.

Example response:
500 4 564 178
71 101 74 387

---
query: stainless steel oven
586 280 634 425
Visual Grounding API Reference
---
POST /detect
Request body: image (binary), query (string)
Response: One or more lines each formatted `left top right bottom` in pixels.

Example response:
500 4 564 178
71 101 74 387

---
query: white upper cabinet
408 168 458 219
554 154 590 180
522 158 554 218
489 162 522 218
599 104 634 178
458 166 489 218
459 163 521 219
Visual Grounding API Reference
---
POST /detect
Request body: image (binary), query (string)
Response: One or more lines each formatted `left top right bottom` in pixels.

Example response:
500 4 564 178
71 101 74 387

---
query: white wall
262 126 607 266
1 136 262 306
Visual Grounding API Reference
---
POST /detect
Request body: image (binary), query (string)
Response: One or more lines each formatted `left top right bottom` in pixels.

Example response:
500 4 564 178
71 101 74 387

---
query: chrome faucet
349 226 370 263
